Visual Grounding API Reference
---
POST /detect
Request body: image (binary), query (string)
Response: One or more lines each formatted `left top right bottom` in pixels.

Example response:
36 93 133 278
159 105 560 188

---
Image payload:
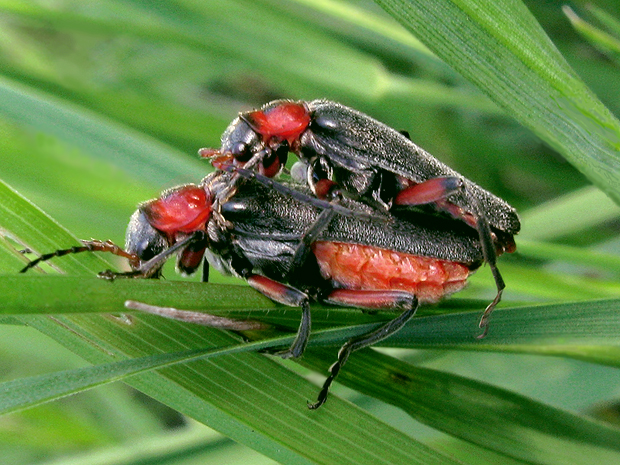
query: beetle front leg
308 290 419 409
246 274 312 359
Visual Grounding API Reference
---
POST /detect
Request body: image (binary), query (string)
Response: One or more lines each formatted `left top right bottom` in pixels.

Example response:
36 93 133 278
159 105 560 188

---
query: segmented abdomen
312 241 471 303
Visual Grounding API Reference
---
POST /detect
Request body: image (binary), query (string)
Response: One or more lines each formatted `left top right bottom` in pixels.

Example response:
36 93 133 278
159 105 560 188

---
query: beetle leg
98 231 207 280
201 259 210 283
396 178 506 336
177 235 209 276
308 290 419 409
287 208 338 280
473 214 505 338
228 166 382 222
246 274 312 359
393 176 463 206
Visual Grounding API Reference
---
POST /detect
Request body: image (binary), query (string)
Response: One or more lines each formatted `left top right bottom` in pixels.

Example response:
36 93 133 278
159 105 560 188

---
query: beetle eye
231 142 252 162
262 148 278 169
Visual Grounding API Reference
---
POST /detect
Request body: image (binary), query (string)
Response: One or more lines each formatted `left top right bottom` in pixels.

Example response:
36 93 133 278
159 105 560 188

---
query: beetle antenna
20 239 140 273
225 166 386 223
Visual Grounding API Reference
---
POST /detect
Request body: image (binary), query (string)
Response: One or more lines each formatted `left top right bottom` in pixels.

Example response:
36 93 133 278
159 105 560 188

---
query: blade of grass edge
374 0 620 205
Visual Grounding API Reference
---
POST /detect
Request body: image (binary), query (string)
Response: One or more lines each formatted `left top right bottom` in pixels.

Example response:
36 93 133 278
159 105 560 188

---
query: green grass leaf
17 313 463 465
302 348 620 465
375 0 620 205
0 76 202 187
564 6 620 63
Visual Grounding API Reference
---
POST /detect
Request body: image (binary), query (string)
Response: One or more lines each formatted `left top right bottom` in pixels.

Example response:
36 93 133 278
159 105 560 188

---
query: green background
1 1 620 464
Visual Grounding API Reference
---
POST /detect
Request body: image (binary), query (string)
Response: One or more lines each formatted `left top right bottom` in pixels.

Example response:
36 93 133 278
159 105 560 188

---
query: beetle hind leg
395 177 507 336
308 290 419 409
474 214 505 338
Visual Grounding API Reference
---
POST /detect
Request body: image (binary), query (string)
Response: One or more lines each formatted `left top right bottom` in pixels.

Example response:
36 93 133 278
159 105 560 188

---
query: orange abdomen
312 241 472 303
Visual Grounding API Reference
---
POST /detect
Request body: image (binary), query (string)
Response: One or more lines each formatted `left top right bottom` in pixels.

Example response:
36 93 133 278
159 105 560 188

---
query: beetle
201 99 520 334
21 169 489 408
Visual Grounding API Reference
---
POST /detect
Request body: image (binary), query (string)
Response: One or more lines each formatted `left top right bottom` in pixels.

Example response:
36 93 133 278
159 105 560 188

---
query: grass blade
375 0 620 204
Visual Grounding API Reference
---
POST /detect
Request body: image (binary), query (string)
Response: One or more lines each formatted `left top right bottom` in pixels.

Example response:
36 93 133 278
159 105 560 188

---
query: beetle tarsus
274 300 312 359
308 294 419 409
98 269 144 280
472 208 506 336
477 288 503 339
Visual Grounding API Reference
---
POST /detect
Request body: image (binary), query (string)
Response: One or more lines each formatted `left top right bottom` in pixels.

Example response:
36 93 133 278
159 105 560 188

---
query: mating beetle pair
204 99 520 333
21 100 519 408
